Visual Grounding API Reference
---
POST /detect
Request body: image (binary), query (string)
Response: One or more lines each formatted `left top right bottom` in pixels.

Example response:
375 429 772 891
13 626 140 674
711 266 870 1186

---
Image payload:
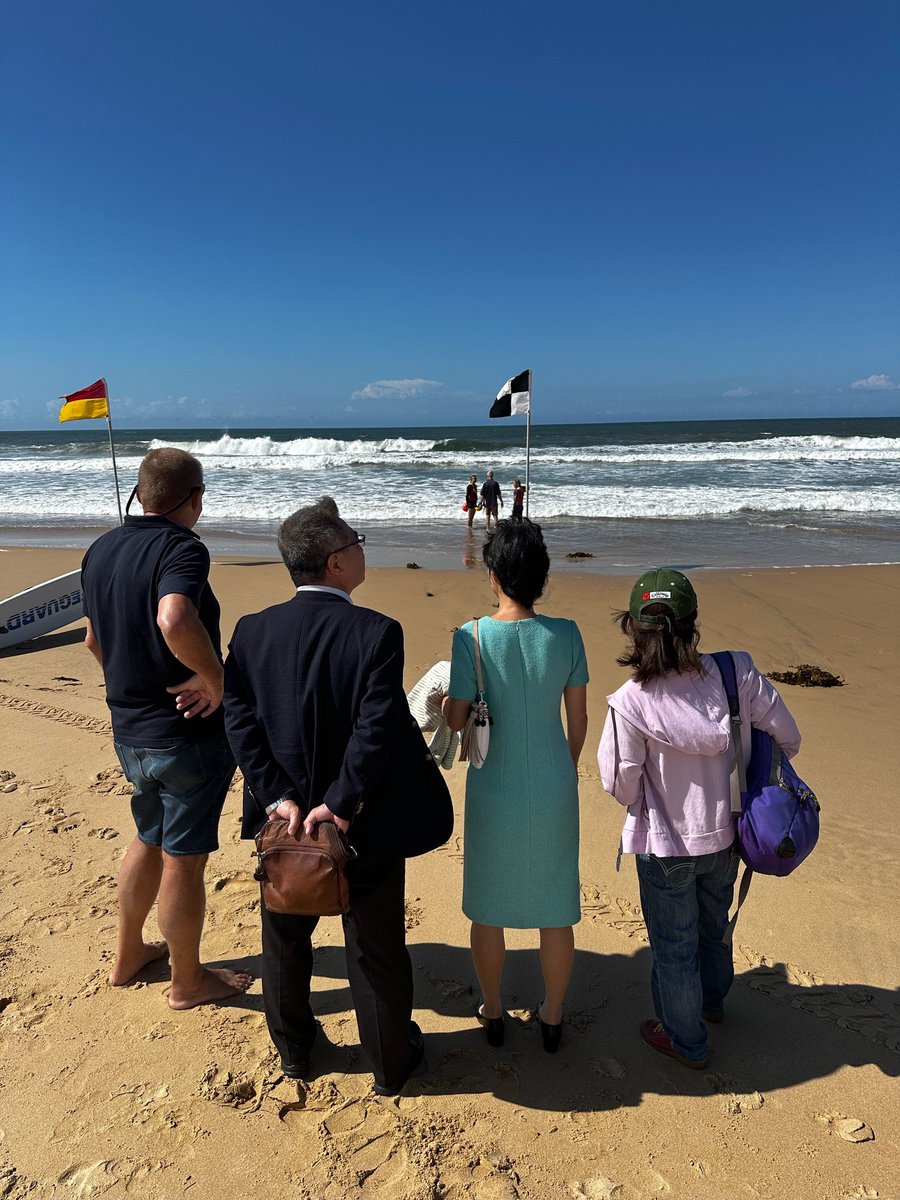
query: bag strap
472 618 486 697
711 650 753 947
610 710 624 872
722 864 752 948
711 651 747 813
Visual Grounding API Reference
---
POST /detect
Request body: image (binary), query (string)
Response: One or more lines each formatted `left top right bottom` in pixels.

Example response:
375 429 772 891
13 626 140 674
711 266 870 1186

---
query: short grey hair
277 497 347 585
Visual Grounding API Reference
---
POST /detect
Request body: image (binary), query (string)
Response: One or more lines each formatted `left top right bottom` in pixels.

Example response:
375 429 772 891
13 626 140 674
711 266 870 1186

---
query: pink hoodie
598 652 801 858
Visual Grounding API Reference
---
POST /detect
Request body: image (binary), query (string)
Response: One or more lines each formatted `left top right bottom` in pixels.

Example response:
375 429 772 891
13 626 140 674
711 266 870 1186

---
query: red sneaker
639 1019 709 1069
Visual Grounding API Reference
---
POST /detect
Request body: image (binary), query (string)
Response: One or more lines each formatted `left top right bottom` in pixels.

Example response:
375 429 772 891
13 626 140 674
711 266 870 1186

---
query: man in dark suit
223 498 453 1095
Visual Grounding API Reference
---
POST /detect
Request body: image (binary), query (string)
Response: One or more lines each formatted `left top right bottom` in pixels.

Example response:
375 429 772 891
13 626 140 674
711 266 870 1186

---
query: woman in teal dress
445 519 588 1051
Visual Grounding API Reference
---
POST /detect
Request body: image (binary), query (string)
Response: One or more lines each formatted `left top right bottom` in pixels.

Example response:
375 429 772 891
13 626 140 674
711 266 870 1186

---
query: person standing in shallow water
511 479 526 522
598 567 801 1069
480 471 502 530
465 474 478 529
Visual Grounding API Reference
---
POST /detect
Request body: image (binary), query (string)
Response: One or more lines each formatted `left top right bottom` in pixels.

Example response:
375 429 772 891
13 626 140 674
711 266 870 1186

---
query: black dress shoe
535 1001 562 1054
372 1024 427 1096
281 1019 318 1078
477 1003 505 1047
281 1058 311 1080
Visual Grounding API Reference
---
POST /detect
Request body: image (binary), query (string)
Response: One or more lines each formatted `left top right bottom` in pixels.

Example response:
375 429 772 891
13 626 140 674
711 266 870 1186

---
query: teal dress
449 615 589 928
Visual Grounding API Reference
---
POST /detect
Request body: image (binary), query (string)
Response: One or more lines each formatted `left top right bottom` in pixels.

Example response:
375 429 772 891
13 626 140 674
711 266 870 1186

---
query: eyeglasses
125 482 205 517
331 532 366 556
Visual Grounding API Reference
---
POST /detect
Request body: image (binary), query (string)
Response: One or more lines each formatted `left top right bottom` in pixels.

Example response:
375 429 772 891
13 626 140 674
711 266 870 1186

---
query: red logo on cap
642 592 651 600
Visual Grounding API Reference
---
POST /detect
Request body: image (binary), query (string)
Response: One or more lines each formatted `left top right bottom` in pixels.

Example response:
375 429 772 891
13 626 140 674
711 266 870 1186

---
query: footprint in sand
89 766 132 796
591 1056 626 1079
108 1081 187 1140
56 1158 161 1195
571 1178 625 1200
404 899 424 930
580 883 649 942
43 807 85 834
206 872 260 930
88 827 120 840
197 1064 257 1108
0 998 55 1034
815 1111 875 1143
736 948 900 1052
705 1072 764 1115
39 857 74 879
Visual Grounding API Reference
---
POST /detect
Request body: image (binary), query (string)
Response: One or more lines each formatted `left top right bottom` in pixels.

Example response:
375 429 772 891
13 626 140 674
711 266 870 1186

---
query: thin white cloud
0 398 21 417
722 387 752 399
851 373 898 391
351 378 441 401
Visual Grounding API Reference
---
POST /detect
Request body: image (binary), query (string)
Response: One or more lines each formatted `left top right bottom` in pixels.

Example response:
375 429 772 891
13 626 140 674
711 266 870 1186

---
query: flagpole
103 380 124 524
524 370 532 517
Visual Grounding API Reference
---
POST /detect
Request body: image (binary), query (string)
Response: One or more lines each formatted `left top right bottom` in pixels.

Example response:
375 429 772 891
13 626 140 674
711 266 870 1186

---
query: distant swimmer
81 448 251 1009
480 471 503 531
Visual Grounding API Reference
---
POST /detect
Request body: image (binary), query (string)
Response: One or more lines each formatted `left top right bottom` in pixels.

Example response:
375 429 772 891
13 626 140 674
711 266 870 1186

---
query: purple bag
713 651 820 876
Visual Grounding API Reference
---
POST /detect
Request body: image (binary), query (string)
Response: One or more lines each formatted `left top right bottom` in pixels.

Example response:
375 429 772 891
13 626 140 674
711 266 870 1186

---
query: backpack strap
610 710 624 872
711 650 753 948
711 651 747 814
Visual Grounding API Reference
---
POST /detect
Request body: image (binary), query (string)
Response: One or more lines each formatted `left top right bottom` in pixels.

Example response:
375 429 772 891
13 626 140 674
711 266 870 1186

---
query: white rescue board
0 570 84 650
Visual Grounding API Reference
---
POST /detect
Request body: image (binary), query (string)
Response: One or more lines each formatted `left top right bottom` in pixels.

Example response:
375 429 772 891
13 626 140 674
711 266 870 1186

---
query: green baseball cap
629 568 697 627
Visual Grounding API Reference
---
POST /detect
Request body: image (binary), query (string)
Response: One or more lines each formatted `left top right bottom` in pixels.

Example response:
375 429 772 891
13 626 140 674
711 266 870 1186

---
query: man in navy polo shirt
82 448 251 1009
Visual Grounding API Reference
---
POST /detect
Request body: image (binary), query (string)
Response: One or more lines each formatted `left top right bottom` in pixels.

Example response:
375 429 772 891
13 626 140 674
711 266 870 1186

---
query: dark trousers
259 855 415 1088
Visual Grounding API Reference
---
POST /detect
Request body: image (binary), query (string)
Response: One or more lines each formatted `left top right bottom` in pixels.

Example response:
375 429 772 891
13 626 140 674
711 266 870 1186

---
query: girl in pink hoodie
598 568 800 1068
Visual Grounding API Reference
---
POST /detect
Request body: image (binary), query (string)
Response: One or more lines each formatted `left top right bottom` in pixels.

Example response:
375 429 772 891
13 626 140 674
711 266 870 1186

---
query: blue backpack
712 652 820 939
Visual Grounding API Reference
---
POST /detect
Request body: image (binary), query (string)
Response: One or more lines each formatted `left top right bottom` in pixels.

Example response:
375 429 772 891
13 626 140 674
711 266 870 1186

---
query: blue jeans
636 841 739 1062
114 732 235 856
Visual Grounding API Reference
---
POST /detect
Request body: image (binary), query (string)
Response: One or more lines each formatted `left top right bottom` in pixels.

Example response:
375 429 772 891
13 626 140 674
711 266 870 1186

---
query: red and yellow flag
59 378 109 423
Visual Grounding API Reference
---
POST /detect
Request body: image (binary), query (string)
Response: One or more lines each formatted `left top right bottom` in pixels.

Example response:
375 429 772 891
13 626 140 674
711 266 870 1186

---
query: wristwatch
265 792 296 816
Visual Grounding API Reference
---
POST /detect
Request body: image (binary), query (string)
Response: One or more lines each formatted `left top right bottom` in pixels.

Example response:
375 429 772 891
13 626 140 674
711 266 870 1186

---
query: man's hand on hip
167 668 224 718
303 803 351 837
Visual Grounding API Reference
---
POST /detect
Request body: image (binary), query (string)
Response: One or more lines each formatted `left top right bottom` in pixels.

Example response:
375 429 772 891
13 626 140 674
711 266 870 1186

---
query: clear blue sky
1 0 898 429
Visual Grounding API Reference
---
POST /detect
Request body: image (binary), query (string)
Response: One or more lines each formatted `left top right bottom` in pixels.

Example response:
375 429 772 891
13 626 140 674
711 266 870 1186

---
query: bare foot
108 940 169 987
167 966 253 1011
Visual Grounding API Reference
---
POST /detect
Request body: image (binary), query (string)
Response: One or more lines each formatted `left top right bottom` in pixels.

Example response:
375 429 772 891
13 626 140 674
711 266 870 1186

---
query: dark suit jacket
223 590 453 859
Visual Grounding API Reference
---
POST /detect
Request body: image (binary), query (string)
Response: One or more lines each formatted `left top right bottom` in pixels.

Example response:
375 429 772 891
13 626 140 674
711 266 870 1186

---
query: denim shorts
114 732 236 856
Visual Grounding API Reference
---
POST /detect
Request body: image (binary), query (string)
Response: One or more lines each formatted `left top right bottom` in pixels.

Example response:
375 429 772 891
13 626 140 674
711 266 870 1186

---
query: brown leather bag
253 816 355 916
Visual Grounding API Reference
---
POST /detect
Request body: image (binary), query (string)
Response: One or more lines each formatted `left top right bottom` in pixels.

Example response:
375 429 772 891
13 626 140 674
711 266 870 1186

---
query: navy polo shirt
81 516 224 747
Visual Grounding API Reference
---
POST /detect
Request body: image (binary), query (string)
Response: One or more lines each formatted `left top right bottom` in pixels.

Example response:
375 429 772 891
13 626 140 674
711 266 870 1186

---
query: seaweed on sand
767 664 844 687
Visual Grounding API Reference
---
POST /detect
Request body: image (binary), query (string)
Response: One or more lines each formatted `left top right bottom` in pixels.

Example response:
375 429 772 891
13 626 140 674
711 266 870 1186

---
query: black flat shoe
535 1001 562 1054
373 1023 427 1096
477 1003 505 1047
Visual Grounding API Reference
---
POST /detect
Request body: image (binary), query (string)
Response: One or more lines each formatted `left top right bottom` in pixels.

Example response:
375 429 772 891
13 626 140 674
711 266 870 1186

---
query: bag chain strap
472 618 486 700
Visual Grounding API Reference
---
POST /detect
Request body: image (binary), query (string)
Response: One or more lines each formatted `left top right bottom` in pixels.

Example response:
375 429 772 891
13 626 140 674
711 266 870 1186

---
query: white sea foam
2 428 898 531
2 481 898 524
148 434 437 459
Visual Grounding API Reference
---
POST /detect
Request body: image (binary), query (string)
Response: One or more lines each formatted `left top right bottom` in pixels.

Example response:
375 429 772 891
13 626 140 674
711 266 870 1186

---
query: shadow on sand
216 940 898 1111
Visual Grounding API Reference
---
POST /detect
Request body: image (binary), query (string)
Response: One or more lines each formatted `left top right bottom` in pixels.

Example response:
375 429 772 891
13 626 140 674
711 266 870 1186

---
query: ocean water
0 418 897 571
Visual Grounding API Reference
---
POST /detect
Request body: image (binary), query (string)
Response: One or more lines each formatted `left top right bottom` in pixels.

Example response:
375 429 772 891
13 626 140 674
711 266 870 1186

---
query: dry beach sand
0 547 898 1199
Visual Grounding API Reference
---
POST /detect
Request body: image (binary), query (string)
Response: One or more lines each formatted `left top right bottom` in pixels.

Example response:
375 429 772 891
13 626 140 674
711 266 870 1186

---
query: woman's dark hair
614 603 705 685
482 518 549 608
